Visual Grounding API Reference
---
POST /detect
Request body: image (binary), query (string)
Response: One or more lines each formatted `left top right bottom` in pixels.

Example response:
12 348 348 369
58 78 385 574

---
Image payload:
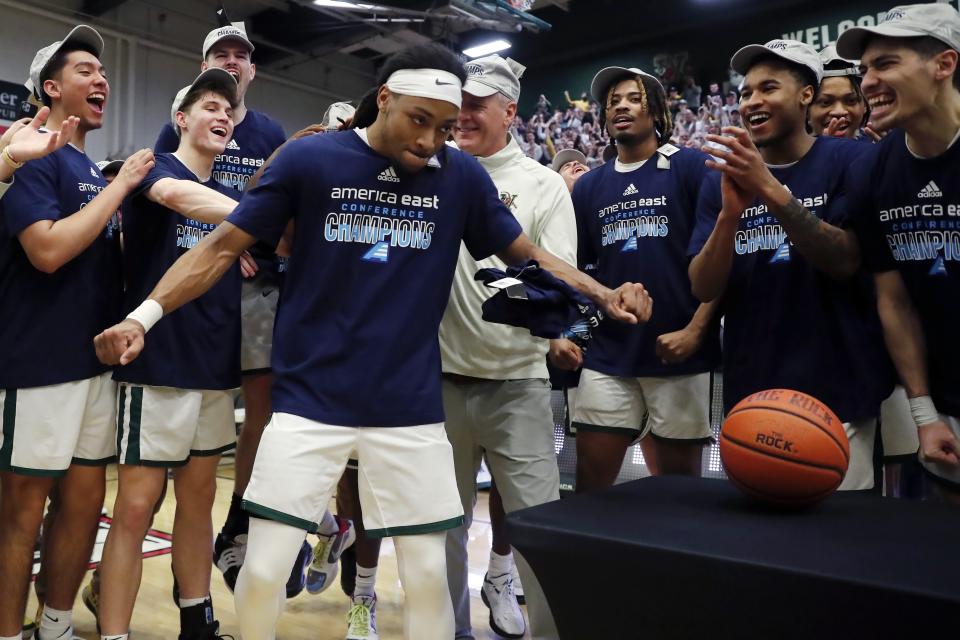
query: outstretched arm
94 221 257 365
497 233 652 325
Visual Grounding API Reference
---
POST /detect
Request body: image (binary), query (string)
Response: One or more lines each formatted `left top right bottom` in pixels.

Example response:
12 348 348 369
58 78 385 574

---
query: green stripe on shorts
364 515 465 539
127 386 144 464
242 500 319 534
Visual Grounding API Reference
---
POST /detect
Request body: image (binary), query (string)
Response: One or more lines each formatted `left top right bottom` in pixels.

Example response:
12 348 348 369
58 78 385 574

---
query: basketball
719 389 850 506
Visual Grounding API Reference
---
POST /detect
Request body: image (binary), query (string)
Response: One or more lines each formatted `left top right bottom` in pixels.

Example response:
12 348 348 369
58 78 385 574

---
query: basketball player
92 43 651 640
572 66 721 492
439 53 575 640
153 22 323 593
809 45 919 493
689 39 895 490
835 3 960 493
96 69 243 640
0 25 154 640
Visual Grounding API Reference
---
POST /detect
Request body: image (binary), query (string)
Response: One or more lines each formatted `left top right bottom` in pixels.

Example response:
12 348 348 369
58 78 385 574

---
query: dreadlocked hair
599 73 674 143
351 42 467 130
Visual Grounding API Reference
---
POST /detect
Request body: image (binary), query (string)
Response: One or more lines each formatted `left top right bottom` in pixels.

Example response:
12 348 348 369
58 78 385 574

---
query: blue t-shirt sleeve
461 157 522 260
684 150 712 220
224 140 299 247
2 156 61 236
846 150 896 273
154 123 179 153
687 171 722 257
571 178 597 270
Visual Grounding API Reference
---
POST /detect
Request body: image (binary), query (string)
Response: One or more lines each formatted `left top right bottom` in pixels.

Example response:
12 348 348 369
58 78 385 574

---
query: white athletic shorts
0 372 116 475
879 386 920 459
240 272 280 374
572 369 713 441
243 412 464 538
116 383 237 466
838 418 878 491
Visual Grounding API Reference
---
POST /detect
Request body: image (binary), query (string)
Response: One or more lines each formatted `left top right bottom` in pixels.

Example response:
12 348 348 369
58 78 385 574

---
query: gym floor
26 458 519 639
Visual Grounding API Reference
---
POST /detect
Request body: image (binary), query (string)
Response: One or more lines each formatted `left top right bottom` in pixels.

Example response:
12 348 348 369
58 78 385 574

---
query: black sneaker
285 540 312 598
178 620 234 640
213 532 247 592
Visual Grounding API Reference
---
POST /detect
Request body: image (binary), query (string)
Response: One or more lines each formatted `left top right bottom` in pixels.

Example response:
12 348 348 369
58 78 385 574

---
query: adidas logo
377 167 400 183
90 166 99 178
225 139 240 150
623 183 638 196
917 180 942 198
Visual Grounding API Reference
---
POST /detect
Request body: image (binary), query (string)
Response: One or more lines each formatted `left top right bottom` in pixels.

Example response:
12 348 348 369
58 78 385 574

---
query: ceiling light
462 39 511 58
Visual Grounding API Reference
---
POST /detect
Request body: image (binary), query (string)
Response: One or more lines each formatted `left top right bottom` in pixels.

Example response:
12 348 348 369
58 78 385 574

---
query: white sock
354 564 377 598
178 596 208 608
39 605 72 637
488 550 514 577
317 510 338 537
101 635 128 640
0 633 22 640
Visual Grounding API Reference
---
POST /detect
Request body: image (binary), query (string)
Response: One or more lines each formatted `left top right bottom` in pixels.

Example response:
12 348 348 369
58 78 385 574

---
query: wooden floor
27 457 523 639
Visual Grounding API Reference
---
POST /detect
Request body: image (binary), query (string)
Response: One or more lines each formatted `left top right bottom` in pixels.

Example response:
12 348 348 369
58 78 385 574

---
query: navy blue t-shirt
573 148 720 377
688 136 894 420
849 130 960 416
225 130 523 427
156 109 286 271
0 145 121 388
114 154 242 390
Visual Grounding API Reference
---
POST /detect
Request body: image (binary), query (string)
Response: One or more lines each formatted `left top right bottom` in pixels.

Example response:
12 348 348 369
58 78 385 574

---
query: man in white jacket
439 54 577 640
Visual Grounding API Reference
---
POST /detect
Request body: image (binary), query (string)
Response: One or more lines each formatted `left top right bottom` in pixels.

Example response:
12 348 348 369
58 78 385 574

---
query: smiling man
0 25 154 640
98 69 244 640
836 3 960 494
92 43 651 640
688 39 895 490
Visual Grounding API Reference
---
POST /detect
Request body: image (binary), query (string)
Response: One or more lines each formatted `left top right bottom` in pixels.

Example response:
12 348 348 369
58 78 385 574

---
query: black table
506 476 960 639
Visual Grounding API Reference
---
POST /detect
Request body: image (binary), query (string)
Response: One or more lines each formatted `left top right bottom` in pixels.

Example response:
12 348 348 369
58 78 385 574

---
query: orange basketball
719 389 850 507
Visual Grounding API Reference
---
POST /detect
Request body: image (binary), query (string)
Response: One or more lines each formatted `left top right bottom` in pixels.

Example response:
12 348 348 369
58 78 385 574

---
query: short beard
612 126 654 148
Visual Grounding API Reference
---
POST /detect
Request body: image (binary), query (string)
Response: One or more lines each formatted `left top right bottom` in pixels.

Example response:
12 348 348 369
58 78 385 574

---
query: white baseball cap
96 159 124 174
26 25 104 101
321 101 356 131
202 22 254 59
550 148 587 173
730 39 824 84
170 68 238 130
463 55 526 102
590 67 664 105
819 44 860 78
836 4 960 60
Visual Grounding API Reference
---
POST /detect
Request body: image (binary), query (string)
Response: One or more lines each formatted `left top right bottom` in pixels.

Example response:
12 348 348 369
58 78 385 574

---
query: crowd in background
514 74 742 166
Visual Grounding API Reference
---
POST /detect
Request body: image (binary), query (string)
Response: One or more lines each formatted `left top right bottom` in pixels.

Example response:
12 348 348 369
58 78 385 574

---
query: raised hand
1 106 79 163
113 148 155 192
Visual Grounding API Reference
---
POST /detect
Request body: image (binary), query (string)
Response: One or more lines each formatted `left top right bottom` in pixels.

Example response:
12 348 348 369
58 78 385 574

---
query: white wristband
125 299 163 333
909 395 940 428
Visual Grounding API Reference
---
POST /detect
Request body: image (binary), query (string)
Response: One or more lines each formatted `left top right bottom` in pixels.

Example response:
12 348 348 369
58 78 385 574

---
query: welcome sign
782 0 960 50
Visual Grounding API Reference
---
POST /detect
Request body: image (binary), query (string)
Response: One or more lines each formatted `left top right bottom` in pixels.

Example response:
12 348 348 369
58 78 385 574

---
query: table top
507 476 960 602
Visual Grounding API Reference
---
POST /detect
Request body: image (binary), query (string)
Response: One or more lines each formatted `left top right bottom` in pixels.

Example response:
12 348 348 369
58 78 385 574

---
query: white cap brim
551 149 587 172
590 66 664 104
835 24 927 60
730 43 822 84
462 79 501 98
170 68 238 129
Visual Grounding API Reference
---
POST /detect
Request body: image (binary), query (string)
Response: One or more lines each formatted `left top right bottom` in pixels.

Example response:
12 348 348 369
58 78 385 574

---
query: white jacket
439 136 577 379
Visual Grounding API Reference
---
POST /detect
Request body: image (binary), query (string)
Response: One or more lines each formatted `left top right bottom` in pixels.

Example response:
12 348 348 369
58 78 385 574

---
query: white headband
384 68 462 108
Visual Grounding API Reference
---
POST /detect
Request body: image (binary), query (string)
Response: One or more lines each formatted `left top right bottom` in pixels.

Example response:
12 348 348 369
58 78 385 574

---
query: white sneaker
346 593 379 640
481 572 526 639
511 562 525 604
